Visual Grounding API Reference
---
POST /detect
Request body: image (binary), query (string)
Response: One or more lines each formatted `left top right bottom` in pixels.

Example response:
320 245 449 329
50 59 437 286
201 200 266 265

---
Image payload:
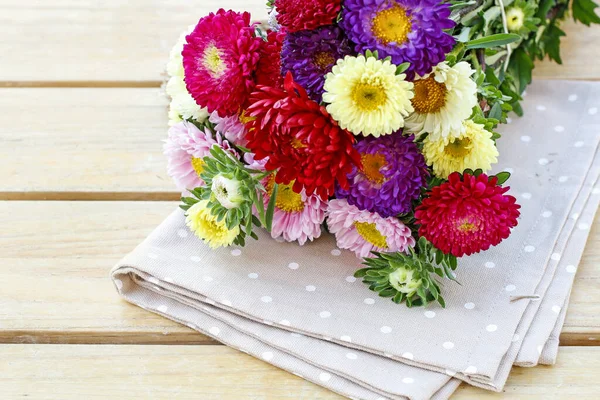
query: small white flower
388 267 422 295
211 175 244 209
166 27 209 125
506 7 526 32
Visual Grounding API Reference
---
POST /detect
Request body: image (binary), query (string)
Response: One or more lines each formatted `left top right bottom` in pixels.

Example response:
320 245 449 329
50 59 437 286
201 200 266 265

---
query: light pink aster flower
326 199 415 258
209 110 248 146
163 121 232 192
261 176 327 245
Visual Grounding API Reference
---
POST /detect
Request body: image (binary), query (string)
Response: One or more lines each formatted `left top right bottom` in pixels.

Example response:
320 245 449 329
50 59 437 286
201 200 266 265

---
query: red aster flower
415 172 521 258
255 31 285 89
275 0 342 33
182 9 262 117
245 72 361 198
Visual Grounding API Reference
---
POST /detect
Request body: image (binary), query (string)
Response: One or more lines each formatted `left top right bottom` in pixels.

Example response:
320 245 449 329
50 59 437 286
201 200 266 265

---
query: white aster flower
166 27 209 125
404 61 478 140
389 267 422 295
211 175 244 209
323 55 414 137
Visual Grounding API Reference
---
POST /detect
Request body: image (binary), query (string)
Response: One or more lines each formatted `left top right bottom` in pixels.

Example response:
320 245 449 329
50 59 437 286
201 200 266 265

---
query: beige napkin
112 80 600 400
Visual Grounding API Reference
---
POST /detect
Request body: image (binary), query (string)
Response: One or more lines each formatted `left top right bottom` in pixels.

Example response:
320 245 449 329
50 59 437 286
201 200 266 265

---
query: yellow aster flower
166 27 209 126
185 200 240 249
322 55 414 137
423 119 499 179
404 61 478 140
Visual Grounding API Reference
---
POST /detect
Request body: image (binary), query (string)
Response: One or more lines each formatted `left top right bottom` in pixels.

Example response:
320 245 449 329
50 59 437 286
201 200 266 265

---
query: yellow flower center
360 153 386 184
291 137 306 149
267 176 305 213
239 109 254 125
412 76 447 114
313 51 335 70
351 82 388 111
506 8 525 32
202 44 226 78
371 5 413 45
457 219 478 233
354 221 388 248
444 137 473 158
191 156 205 177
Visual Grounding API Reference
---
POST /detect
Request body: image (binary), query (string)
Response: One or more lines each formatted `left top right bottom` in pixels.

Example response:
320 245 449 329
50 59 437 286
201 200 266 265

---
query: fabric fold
111 80 600 400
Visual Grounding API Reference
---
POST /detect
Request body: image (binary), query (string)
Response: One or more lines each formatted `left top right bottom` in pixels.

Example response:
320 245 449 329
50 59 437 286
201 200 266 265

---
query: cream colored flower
323 55 414 137
185 200 239 249
389 266 422 295
166 27 209 125
404 61 478 140
422 119 499 179
211 175 244 209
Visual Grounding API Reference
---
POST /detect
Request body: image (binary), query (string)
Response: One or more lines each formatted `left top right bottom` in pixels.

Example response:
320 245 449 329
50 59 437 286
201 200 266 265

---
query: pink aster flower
209 110 248 146
261 176 327 245
182 9 262 117
163 121 232 192
326 199 415 258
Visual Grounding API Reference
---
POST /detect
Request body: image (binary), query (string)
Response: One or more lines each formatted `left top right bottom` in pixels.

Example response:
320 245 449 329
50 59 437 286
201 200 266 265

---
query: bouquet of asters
163 0 599 307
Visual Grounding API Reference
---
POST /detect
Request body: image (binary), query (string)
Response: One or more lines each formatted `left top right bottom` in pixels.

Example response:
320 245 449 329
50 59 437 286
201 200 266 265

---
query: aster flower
326 199 415 258
415 172 521 258
404 61 478 140
505 0 540 36
261 175 327 245
336 134 428 217
323 55 414 137
256 30 285 88
209 111 248 146
281 25 353 102
185 200 240 248
163 121 233 192
245 72 361 199
275 0 341 33
340 0 455 78
422 119 499 179
211 175 245 209
166 27 209 125
182 9 262 117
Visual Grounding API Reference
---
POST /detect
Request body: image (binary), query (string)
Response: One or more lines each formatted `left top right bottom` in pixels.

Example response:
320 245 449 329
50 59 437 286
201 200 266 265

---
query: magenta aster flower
182 9 262 117
335 133 428 218
163 121 233 192
209 110 248 146
261 176 327 245
340 0 455 78
281 25 353 102
327 199 415 258
415 172 521 257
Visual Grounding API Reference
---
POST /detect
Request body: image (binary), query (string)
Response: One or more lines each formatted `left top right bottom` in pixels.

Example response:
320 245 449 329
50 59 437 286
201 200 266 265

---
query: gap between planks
0 191 181 201
1 330 597 346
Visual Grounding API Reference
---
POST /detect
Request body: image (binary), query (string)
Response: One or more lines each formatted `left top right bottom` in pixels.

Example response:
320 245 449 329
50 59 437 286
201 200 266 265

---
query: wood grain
1 344 598 399
0 201 598 345
0 88 176 200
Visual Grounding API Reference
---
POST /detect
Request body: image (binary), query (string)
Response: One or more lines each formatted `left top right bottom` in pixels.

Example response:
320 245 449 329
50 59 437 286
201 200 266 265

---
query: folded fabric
112 80 600 400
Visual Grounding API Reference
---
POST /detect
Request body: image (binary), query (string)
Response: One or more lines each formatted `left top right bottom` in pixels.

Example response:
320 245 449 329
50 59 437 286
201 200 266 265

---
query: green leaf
488 102 503 120
396 62 410 74
495 171 511 185
265 183 278 232
509 48 534 94
465 33 521 49
572 0 600 26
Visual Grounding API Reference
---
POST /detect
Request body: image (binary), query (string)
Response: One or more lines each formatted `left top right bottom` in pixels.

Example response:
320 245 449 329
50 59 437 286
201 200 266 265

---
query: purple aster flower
281 25 353 102
340 0 456 78
335 133 428 217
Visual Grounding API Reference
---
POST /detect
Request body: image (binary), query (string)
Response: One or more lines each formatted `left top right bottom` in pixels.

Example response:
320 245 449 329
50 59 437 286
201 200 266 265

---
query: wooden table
1 1 599 398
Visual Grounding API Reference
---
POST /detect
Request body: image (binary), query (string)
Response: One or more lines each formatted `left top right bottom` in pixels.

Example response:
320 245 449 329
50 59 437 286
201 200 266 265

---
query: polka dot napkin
112 80 600 400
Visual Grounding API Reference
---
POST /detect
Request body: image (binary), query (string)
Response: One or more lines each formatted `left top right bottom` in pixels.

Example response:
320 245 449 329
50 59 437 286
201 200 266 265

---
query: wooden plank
0 201 598 345
0 0 268 85
0 3 598 84
1 345 599 399
0 88 178 200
